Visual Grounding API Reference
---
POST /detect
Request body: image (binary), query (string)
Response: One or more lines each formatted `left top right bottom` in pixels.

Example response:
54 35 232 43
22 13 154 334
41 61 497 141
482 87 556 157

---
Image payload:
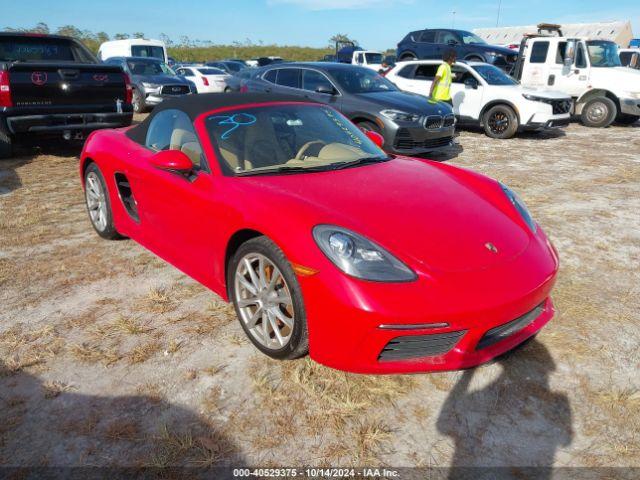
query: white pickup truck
335 42 385 71
512 24 640 127
386 60 571 138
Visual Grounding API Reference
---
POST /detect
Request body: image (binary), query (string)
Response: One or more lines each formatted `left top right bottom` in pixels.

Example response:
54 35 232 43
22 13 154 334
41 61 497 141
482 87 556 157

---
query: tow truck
512 24 640 127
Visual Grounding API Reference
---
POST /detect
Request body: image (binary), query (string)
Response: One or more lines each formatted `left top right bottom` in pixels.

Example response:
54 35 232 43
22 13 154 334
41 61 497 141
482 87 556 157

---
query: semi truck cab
513 24 640 127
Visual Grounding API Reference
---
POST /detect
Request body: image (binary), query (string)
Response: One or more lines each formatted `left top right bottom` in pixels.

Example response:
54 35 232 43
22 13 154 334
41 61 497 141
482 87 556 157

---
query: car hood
132 74 191 85
237 158 531 273
509 85 572 100
471 44 518 57
355 90 454 115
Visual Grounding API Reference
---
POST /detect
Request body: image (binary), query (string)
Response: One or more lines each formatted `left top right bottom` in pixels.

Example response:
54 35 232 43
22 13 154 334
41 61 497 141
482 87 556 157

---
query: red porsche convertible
80 93 559 374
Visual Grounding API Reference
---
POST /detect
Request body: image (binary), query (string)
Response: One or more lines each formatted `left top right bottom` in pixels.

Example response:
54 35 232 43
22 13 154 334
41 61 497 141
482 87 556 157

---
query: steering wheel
294 140 327 161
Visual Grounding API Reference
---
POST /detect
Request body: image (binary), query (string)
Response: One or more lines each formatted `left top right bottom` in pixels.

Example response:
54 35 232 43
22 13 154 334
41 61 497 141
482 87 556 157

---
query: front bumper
299 228 559 374
383 116 456 154
522 114 571 131
3 110 133 136
620 97 640 115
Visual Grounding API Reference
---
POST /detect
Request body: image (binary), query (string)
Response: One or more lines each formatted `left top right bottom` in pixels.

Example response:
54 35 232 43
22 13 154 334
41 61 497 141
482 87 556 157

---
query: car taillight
202 77 209 86
123 72 133 104
0 70 12 107
240 84 248 93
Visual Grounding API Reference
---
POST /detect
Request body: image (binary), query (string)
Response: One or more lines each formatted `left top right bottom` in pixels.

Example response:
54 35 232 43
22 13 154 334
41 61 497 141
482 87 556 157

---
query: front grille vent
161 85 190 95
378 330 466 361
394 129 453 150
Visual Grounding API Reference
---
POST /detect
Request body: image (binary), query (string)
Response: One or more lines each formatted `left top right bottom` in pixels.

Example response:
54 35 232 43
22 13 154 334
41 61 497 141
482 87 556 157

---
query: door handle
264 88 271 93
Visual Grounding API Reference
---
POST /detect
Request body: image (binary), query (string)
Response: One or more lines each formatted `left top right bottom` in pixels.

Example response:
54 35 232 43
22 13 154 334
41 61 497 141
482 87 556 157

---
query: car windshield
131 45 164 60
198 67 225 75
587 41 622 67
127 59 175 75
472 64 518 85
461 32 487 45
205 104 388 175
0 36 95 63
327 67 398 94
225 62 244 73
365 53 384 64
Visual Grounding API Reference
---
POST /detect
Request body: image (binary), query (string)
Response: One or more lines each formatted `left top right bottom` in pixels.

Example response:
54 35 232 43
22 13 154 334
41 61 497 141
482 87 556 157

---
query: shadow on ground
436 340 573 479
0 360 243 472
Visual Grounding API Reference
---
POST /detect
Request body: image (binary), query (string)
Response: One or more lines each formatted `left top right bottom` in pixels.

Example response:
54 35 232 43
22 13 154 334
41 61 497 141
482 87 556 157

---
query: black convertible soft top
126 93 314 145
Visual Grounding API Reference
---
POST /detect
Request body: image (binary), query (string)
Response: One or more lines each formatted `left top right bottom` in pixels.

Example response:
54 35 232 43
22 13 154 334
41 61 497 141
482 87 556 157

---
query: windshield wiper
328 156 392 170
235 164 336 176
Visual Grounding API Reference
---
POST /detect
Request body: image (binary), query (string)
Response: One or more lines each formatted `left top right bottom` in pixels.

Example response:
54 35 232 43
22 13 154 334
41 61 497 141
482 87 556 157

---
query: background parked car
244 62 455 154
206 60 251 74
0 32 133 158
98 38 168 63
175 66 231 93
397 29 518 72
386 60 572 139
104 56 194 112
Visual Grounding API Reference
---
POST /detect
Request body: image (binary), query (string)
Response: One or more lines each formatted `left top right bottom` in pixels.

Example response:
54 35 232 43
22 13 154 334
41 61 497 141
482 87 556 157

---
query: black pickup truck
0 33 133 158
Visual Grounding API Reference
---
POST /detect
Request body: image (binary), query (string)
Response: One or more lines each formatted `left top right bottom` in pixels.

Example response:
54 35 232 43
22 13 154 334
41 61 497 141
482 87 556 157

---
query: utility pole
496 0 502 27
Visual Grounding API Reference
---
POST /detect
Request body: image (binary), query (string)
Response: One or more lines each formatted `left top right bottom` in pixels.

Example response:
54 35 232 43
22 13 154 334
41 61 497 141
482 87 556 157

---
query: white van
98 39 168 63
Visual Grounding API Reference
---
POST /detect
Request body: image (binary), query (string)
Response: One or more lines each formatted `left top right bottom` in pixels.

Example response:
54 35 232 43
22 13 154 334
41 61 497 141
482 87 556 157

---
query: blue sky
3 0 638 50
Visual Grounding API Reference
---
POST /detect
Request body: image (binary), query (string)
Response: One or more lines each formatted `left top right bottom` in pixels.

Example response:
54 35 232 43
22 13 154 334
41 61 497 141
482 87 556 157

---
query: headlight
500 183 537 233
313 225 416 282
522 93 547 102
380 109 421 123
141 82 160 90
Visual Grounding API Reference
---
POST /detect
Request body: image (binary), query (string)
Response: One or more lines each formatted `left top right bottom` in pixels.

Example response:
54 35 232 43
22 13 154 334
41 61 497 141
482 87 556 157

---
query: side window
419 31 436 43
437 31 459 45
302 70 333 92
263 69 277 84
414 64 439 79
530 41 550 63
397 65 415 78
451 66 471 84
620 52 632 66
555 42 567 64
276 68 301 89
145 109 203 167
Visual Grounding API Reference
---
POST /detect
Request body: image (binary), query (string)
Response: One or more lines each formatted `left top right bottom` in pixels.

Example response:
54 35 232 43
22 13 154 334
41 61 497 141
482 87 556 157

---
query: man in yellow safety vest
429 49 457 105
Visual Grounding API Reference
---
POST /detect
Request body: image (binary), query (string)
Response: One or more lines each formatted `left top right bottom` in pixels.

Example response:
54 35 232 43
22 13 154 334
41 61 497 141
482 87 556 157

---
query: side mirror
464 77 478 89
316 85 336 95
150 149 194 173
563 40 576 67
365 130 385 148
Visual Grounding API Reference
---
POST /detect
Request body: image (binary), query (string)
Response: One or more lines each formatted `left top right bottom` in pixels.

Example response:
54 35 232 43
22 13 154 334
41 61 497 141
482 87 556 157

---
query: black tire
228 236 309 360
483 104 519 139
581 96 616 128
0 129 12 159
616 114 640 125
83 162 122 240
132 88 146 114
224 87 232 93
465 55 483 62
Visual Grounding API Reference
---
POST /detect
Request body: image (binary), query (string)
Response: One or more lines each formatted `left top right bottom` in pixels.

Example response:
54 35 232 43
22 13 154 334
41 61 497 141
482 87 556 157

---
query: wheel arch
575 89 619 115
479 100 521 126
464 54 485 62
224 228 266 297
80 156 95 188
399 50 418 61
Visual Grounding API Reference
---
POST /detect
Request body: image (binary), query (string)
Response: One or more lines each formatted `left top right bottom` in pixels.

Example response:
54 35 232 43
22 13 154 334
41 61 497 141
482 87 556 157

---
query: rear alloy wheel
229 237 308 360
581 96 616 128
84 163 121 240
483 104 519 139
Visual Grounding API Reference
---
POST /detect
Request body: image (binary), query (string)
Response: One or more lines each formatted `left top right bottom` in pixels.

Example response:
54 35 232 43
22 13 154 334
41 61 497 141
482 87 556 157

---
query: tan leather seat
242 115 287 168
181 141 202 165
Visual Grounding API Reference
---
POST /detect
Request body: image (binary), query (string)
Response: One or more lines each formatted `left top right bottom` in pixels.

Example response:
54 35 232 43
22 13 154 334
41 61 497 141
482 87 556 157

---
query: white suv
386 60 572 139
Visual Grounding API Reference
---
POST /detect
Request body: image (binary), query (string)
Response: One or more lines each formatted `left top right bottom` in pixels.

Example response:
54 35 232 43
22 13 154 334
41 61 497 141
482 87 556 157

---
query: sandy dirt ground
0 117 639 472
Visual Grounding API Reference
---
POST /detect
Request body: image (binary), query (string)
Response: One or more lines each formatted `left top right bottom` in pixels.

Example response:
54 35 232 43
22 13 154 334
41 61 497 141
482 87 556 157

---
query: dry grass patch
127 340 162 364
68 342 121 366
103 419 140 441
92 314 153 339
42 380 74 399
139 287 177 314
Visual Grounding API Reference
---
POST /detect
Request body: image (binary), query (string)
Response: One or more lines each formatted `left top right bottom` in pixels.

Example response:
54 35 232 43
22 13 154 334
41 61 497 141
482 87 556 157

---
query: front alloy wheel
229 237 309 359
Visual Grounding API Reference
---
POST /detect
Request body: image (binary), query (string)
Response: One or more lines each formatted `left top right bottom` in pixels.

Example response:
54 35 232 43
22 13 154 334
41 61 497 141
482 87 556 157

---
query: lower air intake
476 303 544 350
378 330 466 362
